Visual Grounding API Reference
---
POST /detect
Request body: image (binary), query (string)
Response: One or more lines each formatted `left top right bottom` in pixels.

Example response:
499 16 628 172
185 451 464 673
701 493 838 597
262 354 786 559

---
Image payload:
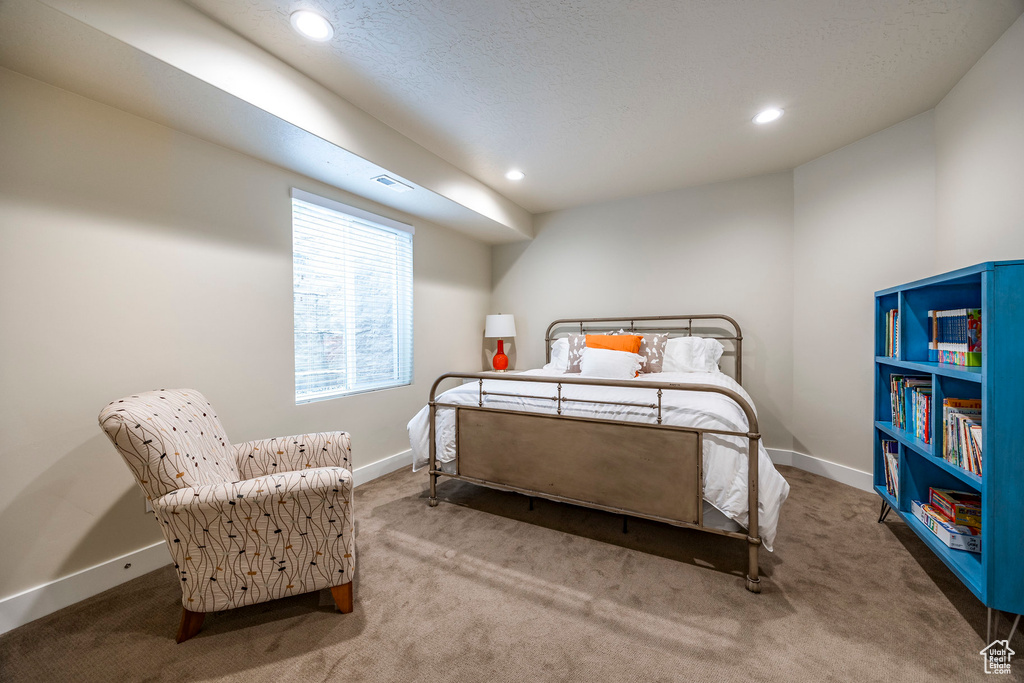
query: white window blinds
291 189 414 404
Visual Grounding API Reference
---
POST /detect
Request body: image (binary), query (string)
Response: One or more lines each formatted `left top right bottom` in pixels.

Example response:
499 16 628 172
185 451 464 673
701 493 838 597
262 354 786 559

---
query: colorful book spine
882 440 899 499
943 398 982 475
927 308 981 367
884 309 899 358
929 488 982 529
890 375 932 442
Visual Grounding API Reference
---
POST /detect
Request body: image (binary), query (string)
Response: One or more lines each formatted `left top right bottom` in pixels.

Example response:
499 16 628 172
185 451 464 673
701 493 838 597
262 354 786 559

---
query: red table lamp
484 314 516 372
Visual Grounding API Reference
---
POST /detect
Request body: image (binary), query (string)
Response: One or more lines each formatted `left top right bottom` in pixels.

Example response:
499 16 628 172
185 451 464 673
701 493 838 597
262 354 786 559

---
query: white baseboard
0 449 413 635
0 542 172 636
767 448 873 493
352 448 411 486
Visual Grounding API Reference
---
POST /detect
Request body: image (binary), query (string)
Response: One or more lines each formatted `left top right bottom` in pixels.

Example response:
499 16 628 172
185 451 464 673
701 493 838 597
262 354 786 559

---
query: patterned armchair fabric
99 389 355 614
233 432 352 479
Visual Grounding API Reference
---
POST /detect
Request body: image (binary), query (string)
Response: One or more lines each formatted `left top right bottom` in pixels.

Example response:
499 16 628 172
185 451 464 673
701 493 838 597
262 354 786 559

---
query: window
291 189 413 403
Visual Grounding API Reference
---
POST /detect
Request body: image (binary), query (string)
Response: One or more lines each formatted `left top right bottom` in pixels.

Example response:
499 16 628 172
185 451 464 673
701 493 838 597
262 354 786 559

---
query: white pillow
579 347 642 379
663 337 699 372
543 338 569 372
700 337 725 371
663 337 724 373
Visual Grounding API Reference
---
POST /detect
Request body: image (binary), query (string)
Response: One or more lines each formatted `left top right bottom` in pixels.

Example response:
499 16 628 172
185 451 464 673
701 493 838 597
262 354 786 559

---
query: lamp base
492 339 509 372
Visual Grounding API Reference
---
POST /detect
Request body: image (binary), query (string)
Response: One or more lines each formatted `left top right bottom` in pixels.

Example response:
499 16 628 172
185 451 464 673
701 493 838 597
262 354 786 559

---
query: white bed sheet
407 368 790 551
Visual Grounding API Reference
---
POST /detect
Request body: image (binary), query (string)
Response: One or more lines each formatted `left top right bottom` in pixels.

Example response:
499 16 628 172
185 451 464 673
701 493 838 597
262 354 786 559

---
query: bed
407 315 790 592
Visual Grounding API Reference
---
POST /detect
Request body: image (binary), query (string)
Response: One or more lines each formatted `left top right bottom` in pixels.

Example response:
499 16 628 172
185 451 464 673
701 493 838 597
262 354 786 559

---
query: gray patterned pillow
566 334 586 373
639 333 669 373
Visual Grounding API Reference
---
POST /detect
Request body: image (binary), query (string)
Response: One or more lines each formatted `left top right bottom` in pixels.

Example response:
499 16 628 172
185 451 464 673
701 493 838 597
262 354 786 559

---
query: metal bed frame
426 315 764 592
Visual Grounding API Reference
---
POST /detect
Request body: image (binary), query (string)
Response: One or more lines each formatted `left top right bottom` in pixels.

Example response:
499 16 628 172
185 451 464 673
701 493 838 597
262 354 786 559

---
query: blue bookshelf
874 261 1024 620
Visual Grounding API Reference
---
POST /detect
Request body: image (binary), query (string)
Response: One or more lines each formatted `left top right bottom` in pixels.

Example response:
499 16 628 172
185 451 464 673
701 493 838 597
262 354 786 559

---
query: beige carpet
0 465 1017 682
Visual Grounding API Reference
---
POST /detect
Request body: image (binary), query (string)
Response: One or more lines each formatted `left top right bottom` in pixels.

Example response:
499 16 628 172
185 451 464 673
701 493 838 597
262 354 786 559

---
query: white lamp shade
484 314 516 338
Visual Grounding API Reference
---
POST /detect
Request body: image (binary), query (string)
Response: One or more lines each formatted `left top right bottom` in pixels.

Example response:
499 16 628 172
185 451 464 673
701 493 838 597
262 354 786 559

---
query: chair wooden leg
330 582 354 614
176 608 205 643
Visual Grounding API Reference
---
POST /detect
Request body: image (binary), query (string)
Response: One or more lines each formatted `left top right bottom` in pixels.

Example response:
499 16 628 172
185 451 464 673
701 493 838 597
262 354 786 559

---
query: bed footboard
458 408 702 524
427 372 763 594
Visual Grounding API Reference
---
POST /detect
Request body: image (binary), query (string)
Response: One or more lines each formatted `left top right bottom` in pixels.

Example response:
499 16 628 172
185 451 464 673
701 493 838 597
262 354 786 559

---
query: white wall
792 113 937 472
492 173 795 450
935 14 1024 270
0 68 490 600
788 12 1024 473
786 13 1024 474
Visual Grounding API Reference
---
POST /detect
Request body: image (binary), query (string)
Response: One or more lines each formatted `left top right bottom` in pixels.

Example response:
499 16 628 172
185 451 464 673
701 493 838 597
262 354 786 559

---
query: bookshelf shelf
922 450 982 492
875 420 933 458
873 484 898 513
875 261 1024 617
874 357 983 383
875 421 981 491
875 487 986 599
903 506 984 598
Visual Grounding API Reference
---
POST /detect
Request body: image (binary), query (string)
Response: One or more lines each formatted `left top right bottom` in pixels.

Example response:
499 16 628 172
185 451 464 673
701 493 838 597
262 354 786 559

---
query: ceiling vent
372 175 414 193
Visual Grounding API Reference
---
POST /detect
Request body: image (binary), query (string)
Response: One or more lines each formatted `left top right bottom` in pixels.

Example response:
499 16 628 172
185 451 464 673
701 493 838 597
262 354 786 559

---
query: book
943 398 982 475
890 375 932 443
927 308 981 367
912 500 981 553
929 488 981 529
883 309 899 358
882 440 899 499
969 424 982 473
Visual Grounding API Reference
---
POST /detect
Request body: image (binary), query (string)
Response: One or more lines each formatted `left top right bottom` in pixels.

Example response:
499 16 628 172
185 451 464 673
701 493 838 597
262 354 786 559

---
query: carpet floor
0 464 1017 682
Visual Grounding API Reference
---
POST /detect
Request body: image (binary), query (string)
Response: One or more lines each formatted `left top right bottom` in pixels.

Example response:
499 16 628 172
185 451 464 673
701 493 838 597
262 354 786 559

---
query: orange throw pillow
585 334 642 354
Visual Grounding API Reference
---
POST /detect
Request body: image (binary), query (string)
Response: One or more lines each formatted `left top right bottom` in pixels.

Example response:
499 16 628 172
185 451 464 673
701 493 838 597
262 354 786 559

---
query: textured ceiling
185 0 1023 213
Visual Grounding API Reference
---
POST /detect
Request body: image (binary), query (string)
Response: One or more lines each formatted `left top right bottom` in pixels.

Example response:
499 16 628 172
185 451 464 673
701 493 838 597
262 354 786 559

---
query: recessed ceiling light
290 10 334 42
505 169 525 181
753 108 784 125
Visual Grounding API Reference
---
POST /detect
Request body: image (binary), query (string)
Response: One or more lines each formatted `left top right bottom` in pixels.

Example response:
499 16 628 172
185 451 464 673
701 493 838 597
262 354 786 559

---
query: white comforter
407 368 790 551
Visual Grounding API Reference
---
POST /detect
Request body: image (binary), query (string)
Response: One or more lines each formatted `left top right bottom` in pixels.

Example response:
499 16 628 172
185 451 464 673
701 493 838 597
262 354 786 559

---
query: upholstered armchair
98 389 355 642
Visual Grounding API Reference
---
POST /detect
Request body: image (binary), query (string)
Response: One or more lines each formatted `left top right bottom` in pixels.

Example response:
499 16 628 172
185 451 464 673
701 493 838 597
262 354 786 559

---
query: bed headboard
544 315 744 385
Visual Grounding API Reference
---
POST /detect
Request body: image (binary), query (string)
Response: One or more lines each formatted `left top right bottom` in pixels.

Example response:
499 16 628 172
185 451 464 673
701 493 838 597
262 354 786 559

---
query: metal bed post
746 429 761 593
428 397 438 507
735 334 743 386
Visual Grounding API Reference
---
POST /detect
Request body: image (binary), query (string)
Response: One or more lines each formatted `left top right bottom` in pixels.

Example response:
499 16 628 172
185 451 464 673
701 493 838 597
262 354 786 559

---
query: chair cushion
99 389 240 500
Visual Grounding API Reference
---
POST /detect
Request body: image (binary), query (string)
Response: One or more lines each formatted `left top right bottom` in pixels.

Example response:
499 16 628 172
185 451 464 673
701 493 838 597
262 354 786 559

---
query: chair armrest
152 466 352 514
232 431 351 478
